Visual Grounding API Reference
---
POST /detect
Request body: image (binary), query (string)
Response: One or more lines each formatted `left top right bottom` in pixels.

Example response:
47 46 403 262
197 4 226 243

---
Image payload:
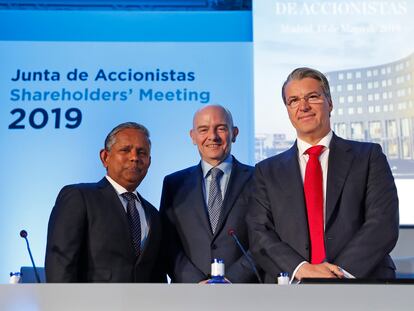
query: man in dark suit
247 67 399 283
160 105 258 283
45 122 165 282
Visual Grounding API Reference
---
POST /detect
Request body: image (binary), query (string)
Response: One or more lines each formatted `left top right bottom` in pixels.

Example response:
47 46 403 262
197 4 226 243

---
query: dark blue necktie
122 192 141 257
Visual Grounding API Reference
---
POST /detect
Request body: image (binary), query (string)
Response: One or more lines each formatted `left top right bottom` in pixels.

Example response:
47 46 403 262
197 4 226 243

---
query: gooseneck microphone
228 229 263 283
20 230 41 283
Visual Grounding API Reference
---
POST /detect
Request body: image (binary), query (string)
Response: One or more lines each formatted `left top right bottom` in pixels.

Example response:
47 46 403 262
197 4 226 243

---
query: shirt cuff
340 267 356 279
290 261 308 284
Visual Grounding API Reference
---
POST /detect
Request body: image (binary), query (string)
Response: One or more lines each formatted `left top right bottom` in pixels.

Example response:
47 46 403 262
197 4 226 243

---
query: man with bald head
160 105 259 283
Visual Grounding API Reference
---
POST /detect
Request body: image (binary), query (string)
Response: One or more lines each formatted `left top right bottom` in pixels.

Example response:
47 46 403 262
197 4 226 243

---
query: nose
207 128 220 141
129 149 140 162
298 98 311 111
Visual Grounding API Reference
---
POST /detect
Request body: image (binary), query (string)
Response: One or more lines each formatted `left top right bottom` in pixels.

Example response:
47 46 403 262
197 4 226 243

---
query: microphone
20 230 41 283
228 229 263 283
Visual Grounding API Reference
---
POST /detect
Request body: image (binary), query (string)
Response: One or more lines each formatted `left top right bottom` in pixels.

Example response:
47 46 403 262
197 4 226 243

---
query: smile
298 114 315 121
206 144 221 148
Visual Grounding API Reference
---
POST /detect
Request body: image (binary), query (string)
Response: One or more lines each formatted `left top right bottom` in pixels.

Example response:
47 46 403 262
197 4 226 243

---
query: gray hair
281 67 332 105
104 122 151 151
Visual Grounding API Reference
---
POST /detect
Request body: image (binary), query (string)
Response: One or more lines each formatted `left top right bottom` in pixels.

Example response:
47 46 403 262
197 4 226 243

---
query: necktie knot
122 192 137 202
210 167 223 180
306 145 325 158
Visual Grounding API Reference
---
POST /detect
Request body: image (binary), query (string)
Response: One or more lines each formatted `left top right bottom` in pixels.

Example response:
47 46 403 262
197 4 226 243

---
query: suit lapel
278 143 306 205
97 178 136 258
183 164 214 237
136 195 154 263
214 158 250 235
279 144 310 256
325 134 354 227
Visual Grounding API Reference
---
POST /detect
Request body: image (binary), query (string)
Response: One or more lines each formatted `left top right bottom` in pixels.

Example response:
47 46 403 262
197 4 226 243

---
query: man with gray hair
160 104 260 283
247 67 399 282
46 122 165 282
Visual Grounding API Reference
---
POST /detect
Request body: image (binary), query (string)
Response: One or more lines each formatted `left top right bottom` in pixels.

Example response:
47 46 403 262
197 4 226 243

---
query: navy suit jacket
45 177 165 283
160 157 258 283
247 134 399 283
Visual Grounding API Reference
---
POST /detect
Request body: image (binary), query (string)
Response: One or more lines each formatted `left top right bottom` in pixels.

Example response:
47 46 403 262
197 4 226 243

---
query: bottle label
277 272 290 285
211 262 225 277
9 272 21 284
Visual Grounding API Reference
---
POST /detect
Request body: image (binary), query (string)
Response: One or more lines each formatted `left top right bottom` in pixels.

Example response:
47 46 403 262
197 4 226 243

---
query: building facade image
255 53 414 177
328 52 414 177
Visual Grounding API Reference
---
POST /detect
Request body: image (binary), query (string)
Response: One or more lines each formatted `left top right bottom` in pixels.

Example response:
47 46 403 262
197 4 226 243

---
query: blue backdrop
0 9 253 283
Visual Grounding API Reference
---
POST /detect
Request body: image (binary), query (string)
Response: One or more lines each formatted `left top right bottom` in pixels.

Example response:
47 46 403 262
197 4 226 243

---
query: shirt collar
201 155 233 178
297 130 333 156
105 175 141 203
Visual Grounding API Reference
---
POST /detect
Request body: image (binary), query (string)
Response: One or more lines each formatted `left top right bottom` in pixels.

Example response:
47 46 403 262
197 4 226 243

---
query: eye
288 98 299 106
198 127 208 134
217 126 228 132
308 94 320 101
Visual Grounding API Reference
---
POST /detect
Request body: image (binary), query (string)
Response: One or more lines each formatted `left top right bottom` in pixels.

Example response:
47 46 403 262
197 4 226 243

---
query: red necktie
304 145 325 264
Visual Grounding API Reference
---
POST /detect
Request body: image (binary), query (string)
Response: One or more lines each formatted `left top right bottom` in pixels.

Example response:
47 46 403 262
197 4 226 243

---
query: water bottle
207 258 231 284
9 272 21 284
277 272 289 285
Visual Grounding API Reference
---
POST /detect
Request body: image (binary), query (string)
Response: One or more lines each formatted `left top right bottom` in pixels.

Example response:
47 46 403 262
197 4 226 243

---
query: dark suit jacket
160 157 258 283
45 177 165 283
247 134 399 283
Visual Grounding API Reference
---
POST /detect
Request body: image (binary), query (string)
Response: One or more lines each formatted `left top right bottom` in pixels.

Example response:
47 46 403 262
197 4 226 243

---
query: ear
190 129 196 145
231 126 239 143
328 100 333 117
100 149 109 169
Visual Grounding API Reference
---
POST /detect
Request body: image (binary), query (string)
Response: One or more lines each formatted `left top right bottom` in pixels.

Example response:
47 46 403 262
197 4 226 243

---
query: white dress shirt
291 131 355 282
201 155 233 205
105 175 149 250
296 131 333 224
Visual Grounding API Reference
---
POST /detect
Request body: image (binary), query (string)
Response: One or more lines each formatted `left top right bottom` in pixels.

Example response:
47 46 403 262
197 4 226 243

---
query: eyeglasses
286 92 324 109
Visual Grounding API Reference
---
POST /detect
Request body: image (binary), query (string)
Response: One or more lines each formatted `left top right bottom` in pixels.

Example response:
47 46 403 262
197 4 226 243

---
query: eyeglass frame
286 92 326 109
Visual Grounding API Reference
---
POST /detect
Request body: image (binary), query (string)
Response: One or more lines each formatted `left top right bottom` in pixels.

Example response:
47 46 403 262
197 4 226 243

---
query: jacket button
211 244 217 250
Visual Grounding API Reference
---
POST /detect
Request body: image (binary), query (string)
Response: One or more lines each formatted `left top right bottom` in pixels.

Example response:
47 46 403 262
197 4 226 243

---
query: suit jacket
45 177 165 283
160 157 258 283
247 134 399 283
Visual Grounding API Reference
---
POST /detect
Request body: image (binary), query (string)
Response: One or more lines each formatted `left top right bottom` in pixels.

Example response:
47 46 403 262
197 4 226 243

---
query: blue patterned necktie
121 192 141 257
208 167 224 234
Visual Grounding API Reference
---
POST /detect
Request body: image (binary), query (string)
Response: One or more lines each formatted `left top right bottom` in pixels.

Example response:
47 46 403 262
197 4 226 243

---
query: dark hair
281 67 332 105
104 122 151 151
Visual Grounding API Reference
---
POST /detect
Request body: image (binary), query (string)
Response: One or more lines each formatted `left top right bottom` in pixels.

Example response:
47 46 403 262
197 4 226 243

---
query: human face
284 77 333 145
190 106 239 166
100 128 151 192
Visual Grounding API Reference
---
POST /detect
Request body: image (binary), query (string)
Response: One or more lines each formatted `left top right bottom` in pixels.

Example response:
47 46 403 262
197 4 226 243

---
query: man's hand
295 262 345 281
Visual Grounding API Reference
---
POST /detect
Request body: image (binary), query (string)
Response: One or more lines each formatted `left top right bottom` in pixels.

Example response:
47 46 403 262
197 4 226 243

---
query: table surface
1 283 413 311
